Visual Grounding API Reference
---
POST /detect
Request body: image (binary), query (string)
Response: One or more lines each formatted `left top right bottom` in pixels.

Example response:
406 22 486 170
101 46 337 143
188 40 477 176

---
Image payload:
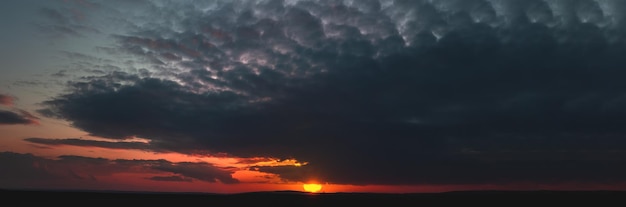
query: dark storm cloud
256 151 626 185
41 0 626 185
0 152 238 188
0 110 38 125
23 137 156 152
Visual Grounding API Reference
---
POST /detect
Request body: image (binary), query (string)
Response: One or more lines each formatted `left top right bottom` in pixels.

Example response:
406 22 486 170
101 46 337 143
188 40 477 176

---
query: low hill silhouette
2 189 625 206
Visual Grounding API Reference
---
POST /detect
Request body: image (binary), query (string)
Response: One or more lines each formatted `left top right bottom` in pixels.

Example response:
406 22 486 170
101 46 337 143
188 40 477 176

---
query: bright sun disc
303 183 322 193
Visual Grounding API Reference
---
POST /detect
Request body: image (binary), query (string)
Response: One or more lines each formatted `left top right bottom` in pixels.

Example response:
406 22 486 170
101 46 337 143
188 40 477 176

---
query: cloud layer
39 0 626 185
0 151 238 189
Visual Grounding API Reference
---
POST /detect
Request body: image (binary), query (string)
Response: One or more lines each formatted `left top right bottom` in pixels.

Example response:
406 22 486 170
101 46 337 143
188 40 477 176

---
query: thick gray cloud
40 0 626 186
0 152 238 189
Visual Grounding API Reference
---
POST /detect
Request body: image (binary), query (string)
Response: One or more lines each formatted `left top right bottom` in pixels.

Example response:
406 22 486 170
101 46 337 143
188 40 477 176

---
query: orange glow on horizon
303 183 323 193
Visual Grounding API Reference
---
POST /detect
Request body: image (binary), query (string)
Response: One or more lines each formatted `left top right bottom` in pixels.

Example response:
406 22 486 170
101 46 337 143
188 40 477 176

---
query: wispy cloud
148 175 193 182
24 137 156 152
0 94 14 106
0 152 238 189
0 110 39 125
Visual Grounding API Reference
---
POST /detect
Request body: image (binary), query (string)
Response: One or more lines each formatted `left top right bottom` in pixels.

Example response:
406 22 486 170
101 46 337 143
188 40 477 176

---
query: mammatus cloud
0 152 238 189
40 0 626 186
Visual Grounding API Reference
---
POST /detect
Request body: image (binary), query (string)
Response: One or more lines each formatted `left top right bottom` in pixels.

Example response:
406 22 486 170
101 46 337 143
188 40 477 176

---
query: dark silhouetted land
2 189 625 206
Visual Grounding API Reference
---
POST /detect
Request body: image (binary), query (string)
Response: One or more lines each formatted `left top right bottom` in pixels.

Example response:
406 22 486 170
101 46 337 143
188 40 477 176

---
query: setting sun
302 183 323 193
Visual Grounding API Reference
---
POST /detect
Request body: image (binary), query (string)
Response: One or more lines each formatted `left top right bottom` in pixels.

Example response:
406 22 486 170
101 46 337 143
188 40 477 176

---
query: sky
1 0 626 194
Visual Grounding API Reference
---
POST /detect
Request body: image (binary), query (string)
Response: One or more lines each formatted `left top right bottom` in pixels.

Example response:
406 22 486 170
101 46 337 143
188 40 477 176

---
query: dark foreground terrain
3 189 625 206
